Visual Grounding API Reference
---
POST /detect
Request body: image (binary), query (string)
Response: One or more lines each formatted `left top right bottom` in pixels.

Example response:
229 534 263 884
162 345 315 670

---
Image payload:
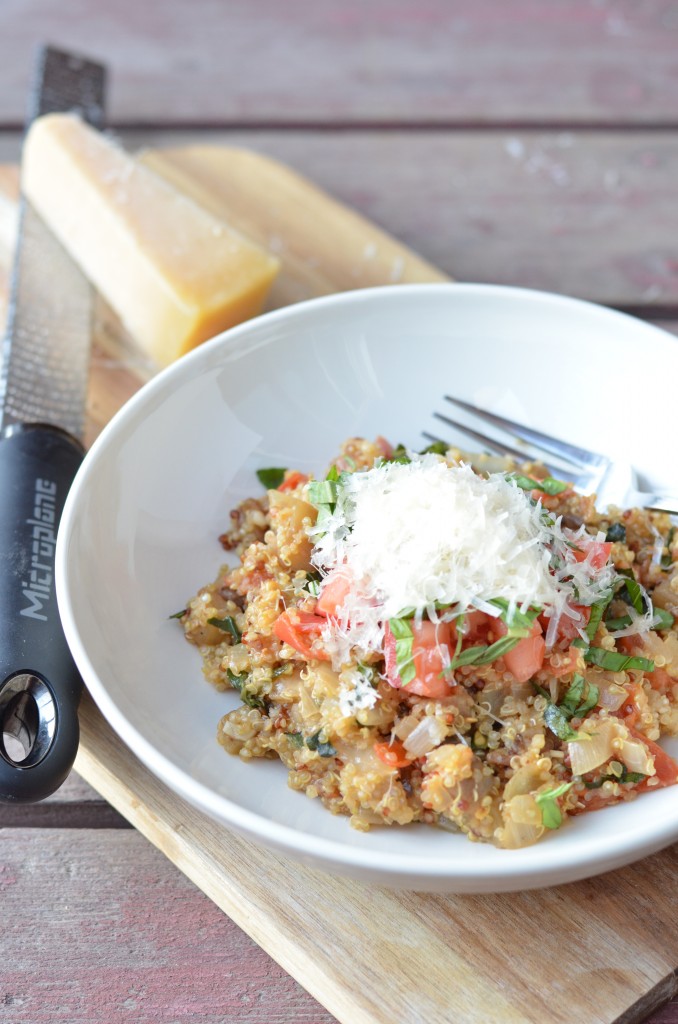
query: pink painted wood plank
0 0 677 125
136 129 678 310
2 128 678 310
0 830 336 1024
0 829 676 1024
134 126 678 307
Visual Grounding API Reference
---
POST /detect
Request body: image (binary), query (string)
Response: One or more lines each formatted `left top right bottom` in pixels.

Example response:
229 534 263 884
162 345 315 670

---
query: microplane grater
0 46 107 803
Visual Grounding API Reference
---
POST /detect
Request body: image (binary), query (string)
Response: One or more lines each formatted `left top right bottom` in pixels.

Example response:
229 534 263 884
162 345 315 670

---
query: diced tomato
316 571 352 617
277 471 309 492
383 622 399 685
273 609 330 661
495 618 546 683
628 728 678 788
571 540 612 571
408 621 456 698
540 605 591 645
617 684 643 728
374 738 413 768
458 609 493 644
648 667 676 695
383 619 456 699
405 671 457 699
374 436 394 459
546 645 581 678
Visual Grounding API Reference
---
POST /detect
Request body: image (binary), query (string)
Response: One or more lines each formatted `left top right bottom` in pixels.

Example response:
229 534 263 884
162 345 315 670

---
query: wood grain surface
1 140 677 1024
74 691 678 1024
1 7 678 1021
0 828 335 1024
1 0 678 125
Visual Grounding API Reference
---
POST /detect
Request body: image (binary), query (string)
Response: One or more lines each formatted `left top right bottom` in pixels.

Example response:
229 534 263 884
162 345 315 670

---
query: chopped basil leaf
473 635 521 665
508 473 541 491
448 643 488 669
617 576 646 615
539 476 569 495
305 730 337 757
208 616 242 642
443 615 465 673
420 440 448 456
168 608 187 619
303 569 322 598
226 669 247 691
508 473 568 496
384 443 411 464
357 662 377 687
560 674 585 715
256 467 287 489
605 522 626 543
561 673 599 717
585 768 647 788
584 648 654 673
488 598 541 638
241 692 268 711
389 616 416 686
307 479 338 506
536 675 597 739
586 598 611 643
308 466 350 539
543 703 580 741
653 608 675 631
285 731 305 748
448 637 521 671
535 782 573 830
226 669 267 710
604 615 632 631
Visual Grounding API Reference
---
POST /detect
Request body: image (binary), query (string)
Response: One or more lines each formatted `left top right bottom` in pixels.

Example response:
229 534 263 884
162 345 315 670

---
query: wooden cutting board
1 147 677 1024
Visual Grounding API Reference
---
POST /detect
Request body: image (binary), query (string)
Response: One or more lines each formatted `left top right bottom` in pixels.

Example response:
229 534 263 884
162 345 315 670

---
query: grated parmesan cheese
337 667 380 717
310 457 617 666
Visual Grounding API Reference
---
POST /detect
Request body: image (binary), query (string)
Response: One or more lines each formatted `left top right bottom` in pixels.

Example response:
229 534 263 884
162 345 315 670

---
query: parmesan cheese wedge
21 114 280 365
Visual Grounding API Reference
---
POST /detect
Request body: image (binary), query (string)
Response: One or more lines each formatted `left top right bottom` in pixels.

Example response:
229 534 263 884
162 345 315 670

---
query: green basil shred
389 615 416 686
208 616 242 642
535 782 574 830
584 648 654 673
256 467 287 489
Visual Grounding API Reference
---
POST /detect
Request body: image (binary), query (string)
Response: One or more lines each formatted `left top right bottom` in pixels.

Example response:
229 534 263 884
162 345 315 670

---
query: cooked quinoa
178 437 678 848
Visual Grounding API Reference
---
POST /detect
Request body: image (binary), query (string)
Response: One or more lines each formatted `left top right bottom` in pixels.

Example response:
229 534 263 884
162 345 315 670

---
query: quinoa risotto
177 437 678 849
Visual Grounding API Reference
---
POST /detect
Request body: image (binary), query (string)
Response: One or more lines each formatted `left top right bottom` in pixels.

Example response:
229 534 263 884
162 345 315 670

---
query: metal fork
425 395 678 515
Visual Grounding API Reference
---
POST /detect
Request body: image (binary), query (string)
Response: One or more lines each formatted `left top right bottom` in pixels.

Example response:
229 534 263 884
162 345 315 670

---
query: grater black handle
0 424 84 802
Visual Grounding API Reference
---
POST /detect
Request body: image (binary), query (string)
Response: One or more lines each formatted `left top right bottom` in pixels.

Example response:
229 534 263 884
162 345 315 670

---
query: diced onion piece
505 793 542 827
498 795 545 849
620 738 656 776
597 680 628 712
403 717 447 757
567 718 620 775
393 714 420 742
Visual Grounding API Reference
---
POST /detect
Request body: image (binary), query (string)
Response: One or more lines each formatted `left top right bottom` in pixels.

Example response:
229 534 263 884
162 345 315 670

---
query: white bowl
57 283 678 892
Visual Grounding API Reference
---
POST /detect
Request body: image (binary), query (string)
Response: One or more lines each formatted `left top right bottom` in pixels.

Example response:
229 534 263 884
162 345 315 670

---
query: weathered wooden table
1 3 678 1022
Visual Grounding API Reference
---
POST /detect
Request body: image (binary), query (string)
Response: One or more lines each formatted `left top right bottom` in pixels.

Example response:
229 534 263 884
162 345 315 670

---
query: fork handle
634 494 678 516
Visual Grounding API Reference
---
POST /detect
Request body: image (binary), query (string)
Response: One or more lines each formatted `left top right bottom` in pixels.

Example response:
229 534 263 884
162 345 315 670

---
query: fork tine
432 412 547 465
444 395 608 470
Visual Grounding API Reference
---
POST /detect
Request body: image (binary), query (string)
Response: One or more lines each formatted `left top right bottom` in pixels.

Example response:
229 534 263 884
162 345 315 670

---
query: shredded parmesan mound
310 457 617 664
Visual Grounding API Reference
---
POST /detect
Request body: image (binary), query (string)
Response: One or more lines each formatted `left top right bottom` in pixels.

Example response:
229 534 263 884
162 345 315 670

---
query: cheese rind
21 114 280 365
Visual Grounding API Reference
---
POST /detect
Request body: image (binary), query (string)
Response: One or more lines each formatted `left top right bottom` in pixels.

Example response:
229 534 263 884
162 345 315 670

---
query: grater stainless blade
0 47 106 439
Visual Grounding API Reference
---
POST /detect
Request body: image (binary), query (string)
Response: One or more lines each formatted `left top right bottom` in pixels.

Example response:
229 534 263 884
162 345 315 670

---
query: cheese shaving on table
309 457 616 665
